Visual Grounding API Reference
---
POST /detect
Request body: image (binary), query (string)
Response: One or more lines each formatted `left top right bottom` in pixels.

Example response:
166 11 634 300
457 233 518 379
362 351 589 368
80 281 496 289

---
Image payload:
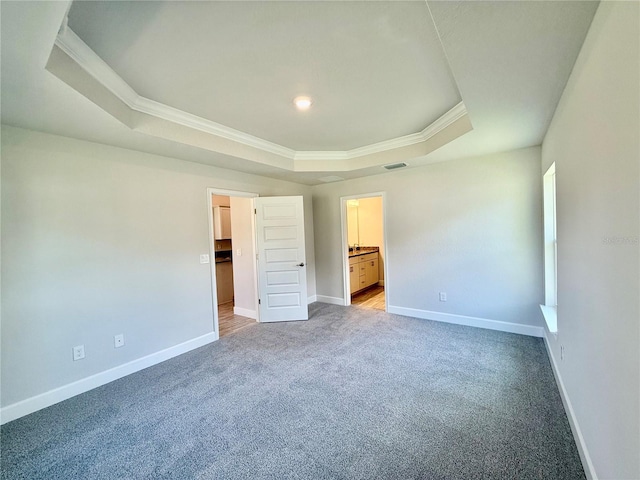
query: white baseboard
315 295 345 306
543 332 596 480
0 332 217 425
387 305 544 338
233 307 257 319
307 295 317 303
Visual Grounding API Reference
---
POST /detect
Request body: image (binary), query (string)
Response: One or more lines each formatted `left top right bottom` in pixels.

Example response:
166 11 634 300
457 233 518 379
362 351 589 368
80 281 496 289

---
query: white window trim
539 304 557 335
540 163 557 334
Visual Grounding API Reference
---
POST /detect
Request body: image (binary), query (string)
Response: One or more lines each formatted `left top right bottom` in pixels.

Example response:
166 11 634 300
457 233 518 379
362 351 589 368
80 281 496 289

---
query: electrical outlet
199 254 210 264
439 292 447 302
560 345 565 360
236 248 242 257
114 334 125 348
73 345 85 361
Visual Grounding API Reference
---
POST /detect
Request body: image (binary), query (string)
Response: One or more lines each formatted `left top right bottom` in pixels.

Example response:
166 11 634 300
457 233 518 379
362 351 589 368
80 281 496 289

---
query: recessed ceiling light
294 96 313 111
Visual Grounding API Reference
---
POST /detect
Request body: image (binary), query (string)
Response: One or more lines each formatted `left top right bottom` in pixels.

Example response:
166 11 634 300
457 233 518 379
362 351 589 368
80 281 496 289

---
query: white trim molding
539 304 557 335
543 332 597 479
387 306 545 338
54 27 296 160
134 96 296 160
49 25 471 174
55 27 138 108
293 102 467 162
315 295 346 306
0 332 217 425
233 307 257 320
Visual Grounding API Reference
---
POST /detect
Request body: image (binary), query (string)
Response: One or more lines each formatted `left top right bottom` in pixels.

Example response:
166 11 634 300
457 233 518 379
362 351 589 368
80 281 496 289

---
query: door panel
265 248 298 263
267 292 301 308
266 270 300 286
264 226 298 241
256 196 308 322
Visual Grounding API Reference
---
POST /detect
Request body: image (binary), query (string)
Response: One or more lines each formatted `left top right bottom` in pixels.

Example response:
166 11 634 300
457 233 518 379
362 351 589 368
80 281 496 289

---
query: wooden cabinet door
214 206 232 239
220 207 232 239
365 257 379 287
216 261 234 304
349 264 359 294
350 252 379 294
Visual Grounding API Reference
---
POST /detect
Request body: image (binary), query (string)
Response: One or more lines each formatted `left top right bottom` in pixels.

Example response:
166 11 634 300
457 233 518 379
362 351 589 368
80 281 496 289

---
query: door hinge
258 299 261 305
254 208 257 214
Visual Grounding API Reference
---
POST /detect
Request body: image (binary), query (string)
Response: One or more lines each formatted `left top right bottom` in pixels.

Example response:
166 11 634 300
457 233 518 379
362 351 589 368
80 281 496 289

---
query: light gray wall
229 196 256 315
541 2 639 478
0 125 315 407
312 146 544 326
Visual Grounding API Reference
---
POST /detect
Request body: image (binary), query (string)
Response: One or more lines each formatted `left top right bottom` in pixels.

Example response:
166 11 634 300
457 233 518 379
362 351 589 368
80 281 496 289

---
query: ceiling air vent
383 162 407 170
318 176 344 183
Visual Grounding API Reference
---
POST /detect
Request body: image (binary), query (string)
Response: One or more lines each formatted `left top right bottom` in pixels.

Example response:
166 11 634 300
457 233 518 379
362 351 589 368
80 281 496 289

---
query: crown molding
292 101 467 162
133 96 296 159
294 133 423 162
348 132 425 159
421 101 468 139
55 27 296 160
55 27 138 107
294 151 350 161
52 24 471 172
294 102 467 161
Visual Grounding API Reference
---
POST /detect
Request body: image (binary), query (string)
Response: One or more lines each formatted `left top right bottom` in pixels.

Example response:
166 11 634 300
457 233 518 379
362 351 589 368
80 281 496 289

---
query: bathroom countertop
348 246 379 258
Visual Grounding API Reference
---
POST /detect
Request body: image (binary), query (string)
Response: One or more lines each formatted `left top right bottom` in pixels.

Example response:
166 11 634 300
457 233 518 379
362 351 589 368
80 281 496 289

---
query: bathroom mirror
347 199 360 248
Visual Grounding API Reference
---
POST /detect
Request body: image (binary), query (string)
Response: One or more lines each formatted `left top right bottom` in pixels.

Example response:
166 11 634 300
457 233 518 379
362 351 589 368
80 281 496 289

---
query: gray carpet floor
1 303 585 479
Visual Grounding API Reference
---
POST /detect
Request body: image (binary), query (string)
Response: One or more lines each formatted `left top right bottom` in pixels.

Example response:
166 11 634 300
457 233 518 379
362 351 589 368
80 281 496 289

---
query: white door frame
207 188 259 339
340 192 389 311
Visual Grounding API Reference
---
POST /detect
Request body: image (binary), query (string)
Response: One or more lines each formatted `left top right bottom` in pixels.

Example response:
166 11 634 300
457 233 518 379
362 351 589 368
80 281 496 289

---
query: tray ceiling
67 1 462 152
44 0 471 174
1 1 599 184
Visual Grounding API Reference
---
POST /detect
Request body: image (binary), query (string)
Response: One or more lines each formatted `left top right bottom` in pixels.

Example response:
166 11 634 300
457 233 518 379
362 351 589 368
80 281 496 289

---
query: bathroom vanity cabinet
349 250 379 294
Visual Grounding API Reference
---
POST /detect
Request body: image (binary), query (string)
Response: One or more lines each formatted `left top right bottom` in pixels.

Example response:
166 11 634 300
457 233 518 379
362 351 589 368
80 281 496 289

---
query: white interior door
255 196 308 322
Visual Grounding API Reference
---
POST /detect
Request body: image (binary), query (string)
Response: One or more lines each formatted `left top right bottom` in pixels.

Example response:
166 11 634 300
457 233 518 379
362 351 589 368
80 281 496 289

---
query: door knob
297 262 305 267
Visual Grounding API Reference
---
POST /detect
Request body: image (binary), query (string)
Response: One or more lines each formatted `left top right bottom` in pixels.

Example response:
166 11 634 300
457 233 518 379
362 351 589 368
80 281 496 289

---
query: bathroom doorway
341 193 387 311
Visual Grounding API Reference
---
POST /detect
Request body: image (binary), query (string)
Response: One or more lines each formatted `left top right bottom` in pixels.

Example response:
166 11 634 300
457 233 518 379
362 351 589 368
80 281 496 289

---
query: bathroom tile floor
351 286 385 311
218 302 255 337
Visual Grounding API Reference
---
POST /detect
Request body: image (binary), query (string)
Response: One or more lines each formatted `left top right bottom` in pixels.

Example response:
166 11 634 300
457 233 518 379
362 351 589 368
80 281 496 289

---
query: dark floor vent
383 162 407 170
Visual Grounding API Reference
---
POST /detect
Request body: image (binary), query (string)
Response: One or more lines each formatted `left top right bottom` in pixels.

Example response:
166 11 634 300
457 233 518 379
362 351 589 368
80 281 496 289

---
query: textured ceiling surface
1 1 599 185
423 0 599 164
68 1 460 151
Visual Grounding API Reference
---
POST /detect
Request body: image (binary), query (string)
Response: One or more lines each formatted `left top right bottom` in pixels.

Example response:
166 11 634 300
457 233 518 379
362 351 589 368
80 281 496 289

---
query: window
541 163 557 333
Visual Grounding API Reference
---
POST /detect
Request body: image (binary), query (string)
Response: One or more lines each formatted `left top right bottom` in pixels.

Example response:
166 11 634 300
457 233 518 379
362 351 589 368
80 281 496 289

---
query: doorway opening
208 191 310 338
341 193 387 312
209 190 259 338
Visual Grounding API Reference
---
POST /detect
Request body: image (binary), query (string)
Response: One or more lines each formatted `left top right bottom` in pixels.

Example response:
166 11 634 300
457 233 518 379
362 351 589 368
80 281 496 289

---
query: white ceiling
68 1 461 152
1 1 599 185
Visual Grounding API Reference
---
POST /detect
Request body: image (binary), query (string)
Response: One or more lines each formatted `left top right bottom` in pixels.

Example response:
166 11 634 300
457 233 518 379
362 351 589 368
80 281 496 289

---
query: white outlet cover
114 334 125 348
199 254 210 264
73 345 85 361
236 248 242 257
